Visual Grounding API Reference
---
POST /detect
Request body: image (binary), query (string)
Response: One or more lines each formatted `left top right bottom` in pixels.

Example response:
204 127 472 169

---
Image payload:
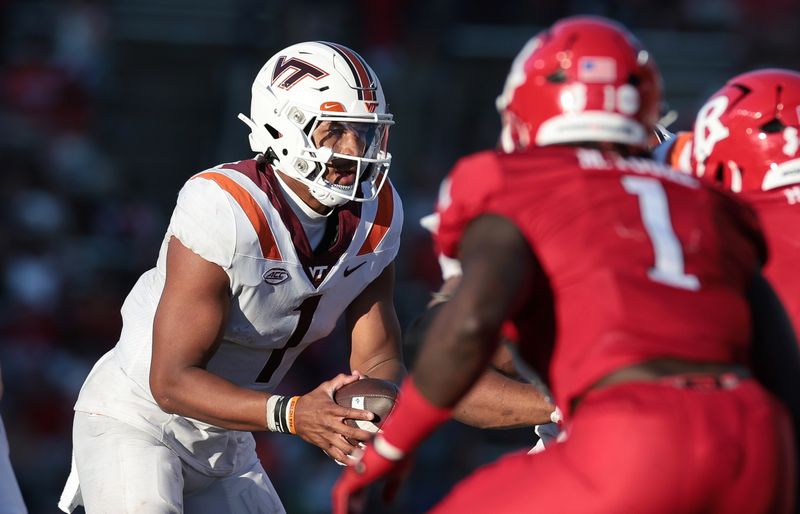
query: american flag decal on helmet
319 42 377 101
577 56 617 83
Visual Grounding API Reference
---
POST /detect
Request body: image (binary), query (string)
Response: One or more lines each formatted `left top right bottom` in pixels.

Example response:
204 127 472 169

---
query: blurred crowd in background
0 0 797 512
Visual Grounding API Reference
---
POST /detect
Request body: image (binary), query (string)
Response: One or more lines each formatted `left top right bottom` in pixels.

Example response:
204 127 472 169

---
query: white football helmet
239 41 393 207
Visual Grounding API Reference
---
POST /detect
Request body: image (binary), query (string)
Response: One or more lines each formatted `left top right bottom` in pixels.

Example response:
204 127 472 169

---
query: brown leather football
333 378 398 434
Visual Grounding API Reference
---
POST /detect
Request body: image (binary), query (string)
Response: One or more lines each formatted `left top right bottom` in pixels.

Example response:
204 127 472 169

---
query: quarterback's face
311 121 372 186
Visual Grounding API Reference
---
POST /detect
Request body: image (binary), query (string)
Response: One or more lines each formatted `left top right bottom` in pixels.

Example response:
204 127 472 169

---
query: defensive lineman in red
334 16 798 513
689 69 800 342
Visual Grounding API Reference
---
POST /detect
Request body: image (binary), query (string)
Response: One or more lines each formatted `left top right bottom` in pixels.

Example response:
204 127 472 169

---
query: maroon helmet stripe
320 42 376 102
335 45 376 102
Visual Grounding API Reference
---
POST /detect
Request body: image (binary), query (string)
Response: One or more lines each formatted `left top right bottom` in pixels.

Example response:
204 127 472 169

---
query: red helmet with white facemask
691 68 800 193
496 16 662 152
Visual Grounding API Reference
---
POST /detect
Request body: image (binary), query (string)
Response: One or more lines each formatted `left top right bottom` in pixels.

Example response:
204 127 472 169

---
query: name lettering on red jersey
576 149 698 188
576 148 613 169
784 186 800 205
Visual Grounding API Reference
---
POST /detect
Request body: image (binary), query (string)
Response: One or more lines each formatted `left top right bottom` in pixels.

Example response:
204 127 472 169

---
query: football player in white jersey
59 41 404 514
0 367 28 514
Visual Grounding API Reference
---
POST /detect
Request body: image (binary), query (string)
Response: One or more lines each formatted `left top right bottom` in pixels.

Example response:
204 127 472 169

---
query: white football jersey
73 159 402 474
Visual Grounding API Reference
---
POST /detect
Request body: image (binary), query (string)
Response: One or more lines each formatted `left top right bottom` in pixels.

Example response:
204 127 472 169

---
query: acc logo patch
263 268 290 285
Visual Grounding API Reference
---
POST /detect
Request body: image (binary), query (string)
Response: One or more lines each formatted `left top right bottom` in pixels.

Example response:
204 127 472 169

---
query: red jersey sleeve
435 150 504 259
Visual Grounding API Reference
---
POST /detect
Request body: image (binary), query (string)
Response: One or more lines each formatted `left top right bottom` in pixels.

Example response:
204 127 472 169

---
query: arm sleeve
168 177 237 269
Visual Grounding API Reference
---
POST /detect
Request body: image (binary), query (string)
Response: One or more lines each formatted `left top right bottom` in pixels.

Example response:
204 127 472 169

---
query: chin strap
309 184 351 209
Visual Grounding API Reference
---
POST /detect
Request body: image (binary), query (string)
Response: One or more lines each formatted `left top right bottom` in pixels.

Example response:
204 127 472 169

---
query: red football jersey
436 146 766 413
743 187 800 339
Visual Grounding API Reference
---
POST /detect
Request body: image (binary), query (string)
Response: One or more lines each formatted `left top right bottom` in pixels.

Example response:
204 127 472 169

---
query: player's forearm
151 366 269 431
453 368 554 428
413 215 534 410
413 297 500 409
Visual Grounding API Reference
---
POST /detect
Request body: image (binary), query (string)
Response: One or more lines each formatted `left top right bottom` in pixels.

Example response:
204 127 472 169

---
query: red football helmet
497 16 662 151
691 68 800 192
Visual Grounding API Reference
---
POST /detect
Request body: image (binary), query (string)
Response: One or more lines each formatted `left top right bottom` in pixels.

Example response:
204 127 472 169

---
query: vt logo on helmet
239 41 394 208
495 16 662 152
271 56 329 90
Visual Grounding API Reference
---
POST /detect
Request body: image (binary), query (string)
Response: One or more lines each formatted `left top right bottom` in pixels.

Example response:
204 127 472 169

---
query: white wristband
266 395 283 432
266 395 299 433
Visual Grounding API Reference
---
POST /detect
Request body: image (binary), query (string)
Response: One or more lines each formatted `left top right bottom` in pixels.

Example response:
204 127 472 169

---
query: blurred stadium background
0 0 797 512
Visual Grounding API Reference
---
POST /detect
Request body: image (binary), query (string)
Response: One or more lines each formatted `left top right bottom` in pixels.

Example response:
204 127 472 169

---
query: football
334 378 398 435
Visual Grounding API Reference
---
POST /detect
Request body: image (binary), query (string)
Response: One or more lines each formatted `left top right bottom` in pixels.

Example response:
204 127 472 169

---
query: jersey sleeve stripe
357 182 394 255
194 171 283 261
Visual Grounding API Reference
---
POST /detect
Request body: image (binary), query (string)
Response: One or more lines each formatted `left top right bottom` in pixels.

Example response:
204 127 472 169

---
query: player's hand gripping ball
334 378 398 443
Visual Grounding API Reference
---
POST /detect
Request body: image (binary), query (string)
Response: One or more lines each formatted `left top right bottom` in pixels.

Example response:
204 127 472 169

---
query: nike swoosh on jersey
343 262 367 277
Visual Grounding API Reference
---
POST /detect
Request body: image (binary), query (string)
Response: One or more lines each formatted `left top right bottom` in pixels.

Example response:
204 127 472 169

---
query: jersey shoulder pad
436 150 504 258
170 173 237 269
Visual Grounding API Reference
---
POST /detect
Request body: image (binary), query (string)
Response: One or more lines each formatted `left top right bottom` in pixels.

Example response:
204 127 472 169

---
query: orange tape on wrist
287 396 300 435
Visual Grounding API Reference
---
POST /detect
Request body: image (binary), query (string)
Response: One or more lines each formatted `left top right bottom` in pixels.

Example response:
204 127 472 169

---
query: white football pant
63 412 285 514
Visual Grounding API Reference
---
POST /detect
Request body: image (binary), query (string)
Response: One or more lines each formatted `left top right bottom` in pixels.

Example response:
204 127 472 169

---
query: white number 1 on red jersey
622 175 700 291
